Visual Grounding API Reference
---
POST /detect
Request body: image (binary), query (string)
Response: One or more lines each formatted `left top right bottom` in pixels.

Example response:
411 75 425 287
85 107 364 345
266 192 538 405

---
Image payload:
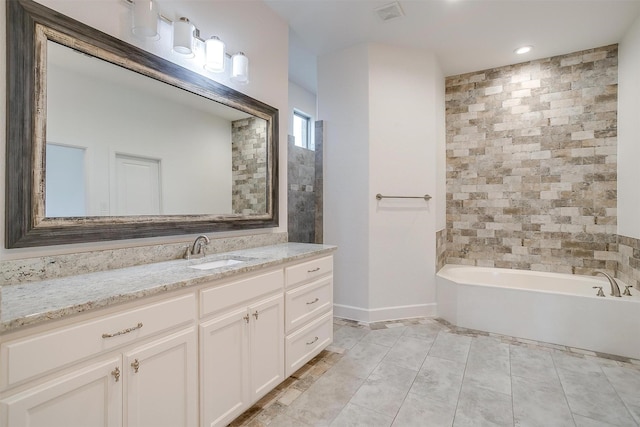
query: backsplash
0 232 287 286
446 45 618 275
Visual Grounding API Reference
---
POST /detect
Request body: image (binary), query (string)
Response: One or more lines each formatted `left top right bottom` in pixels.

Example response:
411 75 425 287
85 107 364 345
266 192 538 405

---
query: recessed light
514 45 533 55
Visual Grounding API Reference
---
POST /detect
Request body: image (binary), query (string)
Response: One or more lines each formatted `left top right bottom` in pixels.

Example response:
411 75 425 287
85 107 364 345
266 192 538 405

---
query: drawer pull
307 267 321 273
306 336 319 345
111 367 120 382
102 322 143 339
131 359 140 373
306 297 320 305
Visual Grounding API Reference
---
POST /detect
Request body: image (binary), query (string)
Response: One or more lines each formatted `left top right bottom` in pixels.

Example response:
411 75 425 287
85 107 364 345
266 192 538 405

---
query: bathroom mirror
5 0 279 248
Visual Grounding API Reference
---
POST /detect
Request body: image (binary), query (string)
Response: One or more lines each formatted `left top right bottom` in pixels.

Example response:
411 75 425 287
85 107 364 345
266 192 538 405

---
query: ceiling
264 0 640 94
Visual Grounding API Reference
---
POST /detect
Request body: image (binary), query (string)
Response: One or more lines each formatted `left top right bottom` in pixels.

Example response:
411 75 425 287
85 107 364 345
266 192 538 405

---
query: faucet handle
623 285 633 296
183 245 191 260
592 286 605 297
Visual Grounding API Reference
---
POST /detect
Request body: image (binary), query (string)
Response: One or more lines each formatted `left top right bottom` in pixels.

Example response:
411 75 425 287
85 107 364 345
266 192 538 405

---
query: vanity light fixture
124 0 249 82
204 36 226 73
172 17 195 56
231 52 249 84
514 45 533 55
131 0 158 39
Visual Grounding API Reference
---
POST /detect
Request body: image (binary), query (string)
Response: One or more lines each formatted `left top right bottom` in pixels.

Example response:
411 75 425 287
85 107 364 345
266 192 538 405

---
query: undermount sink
189 258 246 271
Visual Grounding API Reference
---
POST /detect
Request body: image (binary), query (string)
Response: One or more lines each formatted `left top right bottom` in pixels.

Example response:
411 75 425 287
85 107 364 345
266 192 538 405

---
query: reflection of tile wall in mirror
232 117 268 215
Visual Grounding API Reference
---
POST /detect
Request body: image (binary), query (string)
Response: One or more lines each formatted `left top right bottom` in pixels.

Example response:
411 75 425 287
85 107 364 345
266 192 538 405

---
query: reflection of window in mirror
45 143 88 217
293 110 313 150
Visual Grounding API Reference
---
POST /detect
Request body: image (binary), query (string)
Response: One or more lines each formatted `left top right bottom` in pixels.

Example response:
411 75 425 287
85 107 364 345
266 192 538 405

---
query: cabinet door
0 356 122 427
200 307 250 427
124 327 197 427
248 294 284 401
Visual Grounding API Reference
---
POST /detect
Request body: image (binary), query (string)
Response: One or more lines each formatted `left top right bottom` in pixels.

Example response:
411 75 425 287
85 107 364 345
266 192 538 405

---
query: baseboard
333 302 437 324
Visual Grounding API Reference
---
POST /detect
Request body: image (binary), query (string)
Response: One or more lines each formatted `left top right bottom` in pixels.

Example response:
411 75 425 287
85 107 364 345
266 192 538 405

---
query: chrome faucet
185 235 210 260
593 271 621 297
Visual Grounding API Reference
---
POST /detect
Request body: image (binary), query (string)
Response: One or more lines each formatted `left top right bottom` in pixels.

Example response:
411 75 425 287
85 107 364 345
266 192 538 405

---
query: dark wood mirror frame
5 0 279 248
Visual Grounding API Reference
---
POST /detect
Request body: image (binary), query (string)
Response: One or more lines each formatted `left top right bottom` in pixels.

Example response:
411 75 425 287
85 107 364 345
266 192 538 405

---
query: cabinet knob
243 314 250 324
111 367 121 382
253 311 259 320
131 359 140 373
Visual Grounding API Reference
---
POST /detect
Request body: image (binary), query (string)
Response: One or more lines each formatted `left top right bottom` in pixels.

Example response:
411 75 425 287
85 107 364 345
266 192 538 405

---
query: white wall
319 43 444 322
318 44 371 314
0 0 288 260
367 45 442 319
288 81 317 135
618 14 640 239
288 80 316 150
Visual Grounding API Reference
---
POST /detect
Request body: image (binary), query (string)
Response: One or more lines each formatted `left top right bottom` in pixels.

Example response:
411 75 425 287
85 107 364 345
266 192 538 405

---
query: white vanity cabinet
284 256 334 377
123 327 197 427
0 294 198 427
199 270 284 427
0 248 335 427
1 356 123 427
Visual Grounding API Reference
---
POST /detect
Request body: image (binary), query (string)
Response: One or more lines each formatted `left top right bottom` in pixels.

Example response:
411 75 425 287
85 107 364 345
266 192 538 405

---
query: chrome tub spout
593 271 621 297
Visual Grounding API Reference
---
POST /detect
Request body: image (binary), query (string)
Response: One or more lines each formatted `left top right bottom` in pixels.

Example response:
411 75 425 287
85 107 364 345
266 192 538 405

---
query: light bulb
514 45 533 55
231 52 249 84
132 0 158 39
204 36 225 73
173 17 194 56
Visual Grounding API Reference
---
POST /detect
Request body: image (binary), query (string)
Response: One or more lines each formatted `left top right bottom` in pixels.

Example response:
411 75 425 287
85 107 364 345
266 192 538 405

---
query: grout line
509 345 516 427
450 329 470 427
600 364 640 426
551 350 579 427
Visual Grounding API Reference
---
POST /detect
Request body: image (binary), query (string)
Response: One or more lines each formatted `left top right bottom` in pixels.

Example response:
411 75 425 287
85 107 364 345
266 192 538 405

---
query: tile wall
436 228 447 271
314 121 325 244
617 235 640 288
445 45 618 275
288 135 317 243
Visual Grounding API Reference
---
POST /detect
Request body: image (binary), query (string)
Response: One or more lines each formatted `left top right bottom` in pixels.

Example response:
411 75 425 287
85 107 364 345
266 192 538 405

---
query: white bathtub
436 264 640 359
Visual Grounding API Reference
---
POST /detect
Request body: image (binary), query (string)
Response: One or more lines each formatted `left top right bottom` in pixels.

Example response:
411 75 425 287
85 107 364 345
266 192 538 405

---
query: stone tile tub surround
0 242 336 333
446 45 618 276
0 232 287 287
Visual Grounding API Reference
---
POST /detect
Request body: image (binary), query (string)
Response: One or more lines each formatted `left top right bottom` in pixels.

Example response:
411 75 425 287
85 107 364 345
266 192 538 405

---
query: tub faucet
186 235 210 260
593 271 621 297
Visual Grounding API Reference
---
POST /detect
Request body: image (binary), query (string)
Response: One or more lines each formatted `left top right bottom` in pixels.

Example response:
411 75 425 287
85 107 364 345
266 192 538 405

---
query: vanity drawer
285 256 333 289
1 293 195 389
200 270 283 317
285 276 332 333
285 311 333 377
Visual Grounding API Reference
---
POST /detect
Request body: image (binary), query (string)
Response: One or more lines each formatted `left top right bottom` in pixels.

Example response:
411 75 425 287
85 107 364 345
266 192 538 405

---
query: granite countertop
0 243 336 334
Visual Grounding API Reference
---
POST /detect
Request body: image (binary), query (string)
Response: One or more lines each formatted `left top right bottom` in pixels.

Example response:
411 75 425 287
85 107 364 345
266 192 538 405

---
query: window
293 110 313 150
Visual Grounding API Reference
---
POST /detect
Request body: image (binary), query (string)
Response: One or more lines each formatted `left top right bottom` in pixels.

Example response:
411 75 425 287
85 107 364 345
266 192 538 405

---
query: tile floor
231 317 640 426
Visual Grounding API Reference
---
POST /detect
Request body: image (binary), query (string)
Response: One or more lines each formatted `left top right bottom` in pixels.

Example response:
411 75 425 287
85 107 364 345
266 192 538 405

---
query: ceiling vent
374 2 405 22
